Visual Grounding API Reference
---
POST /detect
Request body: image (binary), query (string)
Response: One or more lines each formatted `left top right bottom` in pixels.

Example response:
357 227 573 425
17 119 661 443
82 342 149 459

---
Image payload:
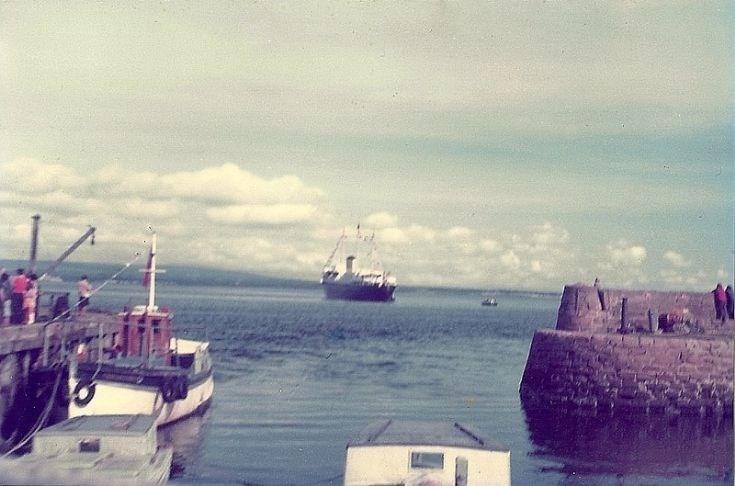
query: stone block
678 363 702 374
639 336 655 347
618 386 640 399
679 399 705 417
709 340 733 355
614 397 649 413
688 371 711 383
648 399 669 413
680 384 700 399
684 339 703 350
619 370 637 382
656 371 676 382
572 396 598 409
646 383 668 396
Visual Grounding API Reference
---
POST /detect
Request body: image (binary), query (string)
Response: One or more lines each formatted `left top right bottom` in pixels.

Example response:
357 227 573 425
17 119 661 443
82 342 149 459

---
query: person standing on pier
712 283 727 323
78 275 92 314
10 268 28 325
0 271 10 325
726 285 734 320
23 273 38 324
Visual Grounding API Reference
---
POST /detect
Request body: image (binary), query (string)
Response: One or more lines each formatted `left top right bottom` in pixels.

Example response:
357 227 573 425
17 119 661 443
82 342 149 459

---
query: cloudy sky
1 2 732 291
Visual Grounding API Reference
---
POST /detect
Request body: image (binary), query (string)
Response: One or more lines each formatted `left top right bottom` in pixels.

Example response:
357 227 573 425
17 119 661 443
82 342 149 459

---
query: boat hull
69 369 214 427
323 281 396 302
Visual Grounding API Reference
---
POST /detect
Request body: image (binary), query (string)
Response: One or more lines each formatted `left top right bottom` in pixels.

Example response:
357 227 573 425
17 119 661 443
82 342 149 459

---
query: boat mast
147 233 157 311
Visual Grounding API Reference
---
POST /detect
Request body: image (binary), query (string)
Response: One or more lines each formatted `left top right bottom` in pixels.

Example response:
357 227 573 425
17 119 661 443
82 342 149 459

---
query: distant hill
0 259 559 297
0 259 314 289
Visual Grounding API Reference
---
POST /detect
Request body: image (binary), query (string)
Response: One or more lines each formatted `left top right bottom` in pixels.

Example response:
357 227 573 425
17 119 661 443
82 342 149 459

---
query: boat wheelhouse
344 420 511 486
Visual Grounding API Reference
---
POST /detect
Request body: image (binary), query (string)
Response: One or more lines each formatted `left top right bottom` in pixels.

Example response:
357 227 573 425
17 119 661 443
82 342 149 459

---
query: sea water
64 282 732 485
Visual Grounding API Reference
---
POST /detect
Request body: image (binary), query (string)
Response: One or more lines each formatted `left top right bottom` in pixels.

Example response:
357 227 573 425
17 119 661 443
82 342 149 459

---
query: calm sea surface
62 282 732 485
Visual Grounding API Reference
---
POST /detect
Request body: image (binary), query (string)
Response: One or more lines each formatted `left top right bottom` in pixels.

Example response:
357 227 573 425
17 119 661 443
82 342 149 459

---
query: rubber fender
175 376 188 400
161 378 176 403
72 380 96 407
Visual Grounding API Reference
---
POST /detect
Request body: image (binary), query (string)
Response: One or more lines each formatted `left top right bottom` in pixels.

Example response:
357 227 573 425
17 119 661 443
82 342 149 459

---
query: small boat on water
344 420 511 486
68 234 214 427
1 414 172 485
320 226 397 302
481 295 498 307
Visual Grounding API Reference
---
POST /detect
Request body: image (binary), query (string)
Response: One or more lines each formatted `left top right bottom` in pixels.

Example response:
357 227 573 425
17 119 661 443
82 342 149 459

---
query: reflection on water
158 408 211 480
523 404 733 483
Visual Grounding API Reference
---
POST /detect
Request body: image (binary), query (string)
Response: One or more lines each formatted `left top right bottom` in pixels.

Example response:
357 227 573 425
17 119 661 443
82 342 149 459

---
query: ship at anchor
320 226 397 302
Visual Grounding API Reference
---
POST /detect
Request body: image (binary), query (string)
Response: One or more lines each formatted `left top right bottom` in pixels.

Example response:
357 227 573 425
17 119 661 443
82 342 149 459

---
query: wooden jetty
0 309 118 452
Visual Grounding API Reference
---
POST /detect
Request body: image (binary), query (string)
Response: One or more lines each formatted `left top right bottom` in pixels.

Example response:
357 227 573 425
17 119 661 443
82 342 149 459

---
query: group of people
0 269 93 325
0 268 39 324
712 283 734 323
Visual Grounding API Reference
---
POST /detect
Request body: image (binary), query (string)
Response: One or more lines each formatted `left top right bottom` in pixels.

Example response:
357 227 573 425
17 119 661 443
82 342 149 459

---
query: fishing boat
68 234 214 427
320 226 397 302
344 420 511 486
0 414 172 485
481 294 498 307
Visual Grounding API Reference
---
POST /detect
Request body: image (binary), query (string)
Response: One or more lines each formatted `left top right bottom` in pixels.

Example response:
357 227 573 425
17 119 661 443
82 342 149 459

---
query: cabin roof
38 414 155 436
347 420 509 452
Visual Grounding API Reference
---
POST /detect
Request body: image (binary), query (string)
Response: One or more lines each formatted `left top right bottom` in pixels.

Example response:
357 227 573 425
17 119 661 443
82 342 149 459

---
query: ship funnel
346 256 355 275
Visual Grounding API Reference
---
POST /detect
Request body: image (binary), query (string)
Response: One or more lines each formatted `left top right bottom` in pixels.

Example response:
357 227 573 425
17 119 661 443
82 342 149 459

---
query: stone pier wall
556 284 723 333
520 329 734 416
521 284 734 416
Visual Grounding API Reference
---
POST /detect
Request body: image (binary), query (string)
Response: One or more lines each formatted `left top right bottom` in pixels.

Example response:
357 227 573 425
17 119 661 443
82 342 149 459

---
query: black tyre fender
161 378 176 403
175 376 188 400
73 380 96 407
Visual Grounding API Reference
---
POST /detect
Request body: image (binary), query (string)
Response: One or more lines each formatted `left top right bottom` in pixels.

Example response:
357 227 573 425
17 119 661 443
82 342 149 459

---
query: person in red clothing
713 283 727 323
10 268 28 325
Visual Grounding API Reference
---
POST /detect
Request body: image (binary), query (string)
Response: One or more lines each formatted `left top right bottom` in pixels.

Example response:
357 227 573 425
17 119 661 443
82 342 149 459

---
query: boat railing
42 320 112 368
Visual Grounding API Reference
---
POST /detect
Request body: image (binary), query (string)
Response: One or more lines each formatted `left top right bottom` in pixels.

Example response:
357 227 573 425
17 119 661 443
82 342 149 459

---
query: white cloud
446 226 473 239
607 240 647 266
159 163 324 205
480 239 501 253
1 158 79 193
530 260 542 273
662 250 690 268
500 250 521 270
530 222 570 246
364 212 398 228
206 204 318 226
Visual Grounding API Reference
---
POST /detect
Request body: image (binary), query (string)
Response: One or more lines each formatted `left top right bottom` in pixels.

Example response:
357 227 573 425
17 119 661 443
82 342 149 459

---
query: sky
1 1 733 292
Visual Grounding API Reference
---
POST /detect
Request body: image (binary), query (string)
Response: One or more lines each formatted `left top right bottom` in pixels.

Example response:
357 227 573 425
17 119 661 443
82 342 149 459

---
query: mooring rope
1 365 64 457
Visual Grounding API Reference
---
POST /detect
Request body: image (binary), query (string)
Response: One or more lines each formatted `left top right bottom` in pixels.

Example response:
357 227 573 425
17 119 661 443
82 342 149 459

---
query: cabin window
152 319 161 334
79 438 100 453
410 451 444 469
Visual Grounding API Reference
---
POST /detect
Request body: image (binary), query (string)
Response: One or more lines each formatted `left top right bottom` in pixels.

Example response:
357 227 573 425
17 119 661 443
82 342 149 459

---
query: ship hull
323 281 396 302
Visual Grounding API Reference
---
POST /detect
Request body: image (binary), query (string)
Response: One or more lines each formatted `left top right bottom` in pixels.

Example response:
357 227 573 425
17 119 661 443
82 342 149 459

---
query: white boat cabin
3 414 172 485
344 420 511 486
